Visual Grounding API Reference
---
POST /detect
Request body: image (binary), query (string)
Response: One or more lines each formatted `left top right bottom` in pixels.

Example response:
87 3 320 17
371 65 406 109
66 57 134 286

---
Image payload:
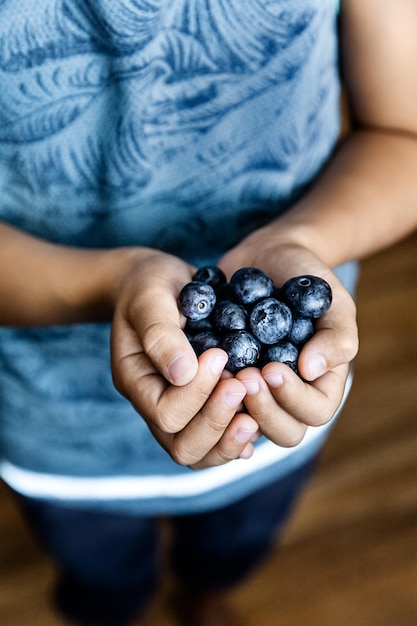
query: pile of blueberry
178 266 332 375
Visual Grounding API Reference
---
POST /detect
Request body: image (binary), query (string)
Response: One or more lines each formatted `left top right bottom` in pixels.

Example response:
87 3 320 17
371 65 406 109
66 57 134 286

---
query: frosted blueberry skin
222 331 261 373
192 266 227 290
229 267 274 306
287 316 314 346
185 317 214 335
178 281 216 321
178 267 331 378
262 341 299 369
212 300 249 333
281 275 332 319
190 331 223 357
249 298 293 345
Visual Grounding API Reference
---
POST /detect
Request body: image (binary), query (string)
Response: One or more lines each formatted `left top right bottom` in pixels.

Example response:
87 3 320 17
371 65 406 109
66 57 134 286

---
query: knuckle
309 409 334 428
191 445 238 470
306 387 343 427
111 358 133 399
111 368 124 395
142 321 173 356
213 447 237 465
153 409 184 434
339 328 359 361
279 425 307 447
170 439 199 466
206 415 228 436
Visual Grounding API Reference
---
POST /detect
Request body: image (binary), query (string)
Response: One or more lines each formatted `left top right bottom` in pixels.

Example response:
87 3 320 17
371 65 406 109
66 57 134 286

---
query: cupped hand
110 249 258 469
218 234 359 447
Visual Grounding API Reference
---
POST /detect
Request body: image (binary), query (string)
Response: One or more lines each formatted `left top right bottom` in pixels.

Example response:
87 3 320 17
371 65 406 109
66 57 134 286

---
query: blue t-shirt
0 0 356 514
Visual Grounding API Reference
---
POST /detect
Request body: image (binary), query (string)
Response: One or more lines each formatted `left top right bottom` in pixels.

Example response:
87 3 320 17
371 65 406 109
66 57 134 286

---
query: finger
169 378 251 467
113 344 231 433
111 296 198 395
236 367 308 447
147 415 257 470
298 289 358 382
130 287 199 387
260 360 349 426
237 360 348 446
190 412 260 469
118 254 199 387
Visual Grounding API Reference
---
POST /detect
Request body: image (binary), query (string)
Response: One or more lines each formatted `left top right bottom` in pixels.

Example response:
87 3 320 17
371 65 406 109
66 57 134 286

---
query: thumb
142 316 199 386
138 279 200 385
114 278 199 387
297 316 358 382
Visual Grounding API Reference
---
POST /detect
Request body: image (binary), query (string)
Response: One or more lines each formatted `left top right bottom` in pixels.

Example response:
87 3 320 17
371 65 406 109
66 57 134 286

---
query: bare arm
0 221 140 326
218 0 417 445
270 0 417 264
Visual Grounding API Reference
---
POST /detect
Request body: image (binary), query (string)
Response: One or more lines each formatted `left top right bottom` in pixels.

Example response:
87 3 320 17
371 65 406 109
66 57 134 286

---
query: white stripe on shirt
0 372 352 501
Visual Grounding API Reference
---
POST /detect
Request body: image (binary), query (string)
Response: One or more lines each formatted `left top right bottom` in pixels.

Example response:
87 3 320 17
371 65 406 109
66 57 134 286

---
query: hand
218 233 358 447
110 249 259 469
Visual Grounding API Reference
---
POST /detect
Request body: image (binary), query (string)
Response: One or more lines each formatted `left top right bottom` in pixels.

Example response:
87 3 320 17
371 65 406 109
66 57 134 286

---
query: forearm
257 127 417 269
272 0 417 269
0 221 144 326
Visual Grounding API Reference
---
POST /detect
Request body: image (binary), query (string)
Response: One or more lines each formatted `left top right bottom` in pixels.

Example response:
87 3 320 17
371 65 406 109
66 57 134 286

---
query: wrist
65 246 156 323
0 228 157 326
233 221 333 283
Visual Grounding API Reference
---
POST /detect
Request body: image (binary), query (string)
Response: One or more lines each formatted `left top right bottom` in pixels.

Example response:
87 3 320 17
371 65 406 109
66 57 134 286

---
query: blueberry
190 331 223 357
212 300 248 333
185 317 214 335
222 331 261 373
280 275 332 319
192 266 227 290
262 341 299 369
249 298 292 345
287 316 314 346
179 268 330 379
215 282 234 303
178 281 216 321
229 267 274 306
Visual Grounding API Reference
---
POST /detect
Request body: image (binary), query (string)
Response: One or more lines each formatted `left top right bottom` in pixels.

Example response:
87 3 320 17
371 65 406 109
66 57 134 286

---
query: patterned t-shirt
0 0 356 514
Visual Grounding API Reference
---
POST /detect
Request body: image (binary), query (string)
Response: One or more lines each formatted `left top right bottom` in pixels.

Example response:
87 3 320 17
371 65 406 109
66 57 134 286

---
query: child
1 1 416 624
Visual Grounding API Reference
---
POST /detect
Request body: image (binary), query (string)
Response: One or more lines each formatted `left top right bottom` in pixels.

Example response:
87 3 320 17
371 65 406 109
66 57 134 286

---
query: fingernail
167 353 195 384
210 354 229 375
239 443 254 459
225 392 245 408
263 373 283 388
308 353 327 379
235 428 258 443
241 379 259 395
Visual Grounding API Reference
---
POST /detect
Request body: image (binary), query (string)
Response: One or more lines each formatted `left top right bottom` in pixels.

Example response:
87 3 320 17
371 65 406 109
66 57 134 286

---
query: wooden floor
1 232 417 626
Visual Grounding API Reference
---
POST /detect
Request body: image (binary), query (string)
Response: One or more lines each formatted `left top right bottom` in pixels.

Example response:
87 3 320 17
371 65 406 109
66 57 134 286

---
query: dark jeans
14 459 316 626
